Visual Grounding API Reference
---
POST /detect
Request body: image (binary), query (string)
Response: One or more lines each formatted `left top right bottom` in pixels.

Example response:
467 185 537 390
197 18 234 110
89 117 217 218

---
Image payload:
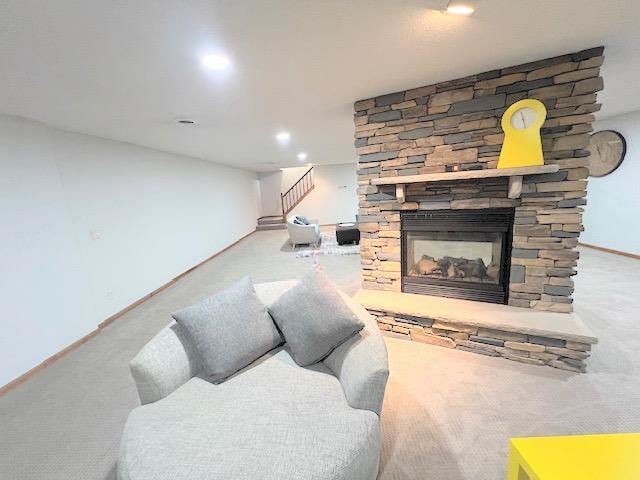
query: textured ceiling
1 0 639 171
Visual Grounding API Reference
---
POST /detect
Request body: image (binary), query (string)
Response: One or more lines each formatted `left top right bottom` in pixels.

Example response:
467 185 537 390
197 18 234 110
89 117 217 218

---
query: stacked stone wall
355 47 604 314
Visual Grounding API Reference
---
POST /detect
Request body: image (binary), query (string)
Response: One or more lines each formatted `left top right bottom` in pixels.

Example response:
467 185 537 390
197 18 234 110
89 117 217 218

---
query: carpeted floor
1 227 639 480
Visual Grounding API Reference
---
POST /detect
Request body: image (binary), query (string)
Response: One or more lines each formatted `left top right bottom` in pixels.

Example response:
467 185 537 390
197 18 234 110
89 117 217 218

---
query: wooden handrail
282 166 313 198
280 166 315 218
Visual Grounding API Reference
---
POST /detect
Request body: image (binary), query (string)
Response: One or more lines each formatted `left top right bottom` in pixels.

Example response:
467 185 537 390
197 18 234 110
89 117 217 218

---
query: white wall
258 163 358 224
582 110 640 256
289 163 358 225
281 166 310 193
257 166 311 217
0 114 258 386
257 170 283 217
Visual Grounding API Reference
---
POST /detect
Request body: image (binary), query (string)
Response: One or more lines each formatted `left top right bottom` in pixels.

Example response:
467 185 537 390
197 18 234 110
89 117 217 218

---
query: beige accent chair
286 216 320 248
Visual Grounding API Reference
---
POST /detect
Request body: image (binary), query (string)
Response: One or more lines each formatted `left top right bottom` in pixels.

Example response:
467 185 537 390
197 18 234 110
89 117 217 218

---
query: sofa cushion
118 350 380 480
268 269 364 366
171 277 282 383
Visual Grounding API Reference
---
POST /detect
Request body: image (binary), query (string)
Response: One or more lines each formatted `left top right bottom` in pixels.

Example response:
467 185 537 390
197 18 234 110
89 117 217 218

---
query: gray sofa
118 280 389 480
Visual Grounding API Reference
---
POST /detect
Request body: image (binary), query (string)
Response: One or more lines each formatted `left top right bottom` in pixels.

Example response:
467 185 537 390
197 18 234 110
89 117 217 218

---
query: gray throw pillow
172 277 282 383
268 269 364 366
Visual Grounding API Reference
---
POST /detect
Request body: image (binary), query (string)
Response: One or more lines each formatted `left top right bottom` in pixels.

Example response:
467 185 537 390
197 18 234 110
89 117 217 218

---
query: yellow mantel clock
498 99 547 169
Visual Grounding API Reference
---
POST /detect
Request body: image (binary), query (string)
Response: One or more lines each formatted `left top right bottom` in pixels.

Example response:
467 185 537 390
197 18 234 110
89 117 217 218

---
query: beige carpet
1 227 639 480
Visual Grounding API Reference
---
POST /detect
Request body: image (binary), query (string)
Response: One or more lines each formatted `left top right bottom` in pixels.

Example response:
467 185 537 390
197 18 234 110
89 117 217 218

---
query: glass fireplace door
406 231 504 284
401 208 514 304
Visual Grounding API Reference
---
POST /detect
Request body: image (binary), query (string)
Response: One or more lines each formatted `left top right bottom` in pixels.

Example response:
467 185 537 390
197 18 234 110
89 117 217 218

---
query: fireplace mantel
370 164 559 185
371 165 559 202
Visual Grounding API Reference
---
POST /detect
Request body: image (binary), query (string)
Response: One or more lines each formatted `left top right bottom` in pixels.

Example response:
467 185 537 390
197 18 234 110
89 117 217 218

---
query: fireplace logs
413 255 498 283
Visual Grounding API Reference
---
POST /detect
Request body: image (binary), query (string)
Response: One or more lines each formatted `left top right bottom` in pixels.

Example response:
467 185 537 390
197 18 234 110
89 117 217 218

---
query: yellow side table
507 433 640 480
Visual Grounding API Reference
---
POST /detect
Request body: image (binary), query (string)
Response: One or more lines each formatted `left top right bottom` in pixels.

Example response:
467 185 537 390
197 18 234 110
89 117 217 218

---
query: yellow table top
511 433 640 480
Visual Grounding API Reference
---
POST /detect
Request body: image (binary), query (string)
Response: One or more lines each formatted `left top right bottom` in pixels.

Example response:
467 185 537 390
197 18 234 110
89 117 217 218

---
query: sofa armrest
323 292 389 416
129 322 203 405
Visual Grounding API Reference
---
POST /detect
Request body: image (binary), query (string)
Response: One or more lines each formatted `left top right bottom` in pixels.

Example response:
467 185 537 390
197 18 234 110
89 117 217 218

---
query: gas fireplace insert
401 208 514 304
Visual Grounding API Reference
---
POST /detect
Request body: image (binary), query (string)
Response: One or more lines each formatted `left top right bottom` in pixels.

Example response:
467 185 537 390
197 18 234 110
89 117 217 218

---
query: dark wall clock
588 130 627 177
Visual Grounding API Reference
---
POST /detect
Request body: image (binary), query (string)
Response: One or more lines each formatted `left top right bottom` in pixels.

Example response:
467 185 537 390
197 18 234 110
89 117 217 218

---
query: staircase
281 166 314 219
256 166 315 231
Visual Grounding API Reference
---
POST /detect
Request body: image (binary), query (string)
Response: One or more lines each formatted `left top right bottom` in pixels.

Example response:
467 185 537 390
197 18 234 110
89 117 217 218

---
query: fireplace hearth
401 209 514 304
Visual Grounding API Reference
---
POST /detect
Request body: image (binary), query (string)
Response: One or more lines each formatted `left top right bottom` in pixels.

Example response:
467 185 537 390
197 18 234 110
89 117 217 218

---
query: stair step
257 216 285 226
256 223 287 231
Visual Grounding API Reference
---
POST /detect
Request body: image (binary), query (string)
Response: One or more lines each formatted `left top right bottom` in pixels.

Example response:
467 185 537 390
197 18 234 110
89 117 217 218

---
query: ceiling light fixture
175 118 198 125
446 1 475 15
201 54 231 70
276 131 291 144
297 152 307 161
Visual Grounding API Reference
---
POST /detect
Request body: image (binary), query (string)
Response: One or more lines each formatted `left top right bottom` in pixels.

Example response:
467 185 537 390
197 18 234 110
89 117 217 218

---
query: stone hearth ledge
354 289 597 372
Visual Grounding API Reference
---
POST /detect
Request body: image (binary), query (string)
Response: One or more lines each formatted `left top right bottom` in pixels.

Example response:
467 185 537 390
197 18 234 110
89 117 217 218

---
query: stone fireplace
353 47 604 372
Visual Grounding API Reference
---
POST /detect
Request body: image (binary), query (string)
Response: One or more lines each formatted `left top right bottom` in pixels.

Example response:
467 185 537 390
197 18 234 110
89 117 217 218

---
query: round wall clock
588 130 626 177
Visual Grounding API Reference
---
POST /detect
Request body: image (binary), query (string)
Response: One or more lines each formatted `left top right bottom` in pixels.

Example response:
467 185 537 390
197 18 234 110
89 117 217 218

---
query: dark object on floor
336 222 360 245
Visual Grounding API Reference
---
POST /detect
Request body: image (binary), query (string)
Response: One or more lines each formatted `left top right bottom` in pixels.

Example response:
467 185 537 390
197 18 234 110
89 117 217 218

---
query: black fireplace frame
401 208 514 304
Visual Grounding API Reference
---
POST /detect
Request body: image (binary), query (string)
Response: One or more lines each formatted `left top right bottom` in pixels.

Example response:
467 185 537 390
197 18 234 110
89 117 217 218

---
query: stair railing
281 166 314 221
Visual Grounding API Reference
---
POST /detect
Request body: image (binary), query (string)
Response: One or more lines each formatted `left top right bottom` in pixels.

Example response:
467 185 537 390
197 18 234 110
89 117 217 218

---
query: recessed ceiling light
276 131 291 144
446 1 475 15
201 54 231 70
297 152 307 161
175 118 198 125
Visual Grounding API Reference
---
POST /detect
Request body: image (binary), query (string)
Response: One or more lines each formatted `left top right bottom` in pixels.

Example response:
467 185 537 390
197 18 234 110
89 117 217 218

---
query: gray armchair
286 216 320 248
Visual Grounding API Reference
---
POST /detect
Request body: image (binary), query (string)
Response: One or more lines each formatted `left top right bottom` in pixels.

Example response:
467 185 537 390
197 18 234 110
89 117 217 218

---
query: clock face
588 130 626 177
510 107 538 130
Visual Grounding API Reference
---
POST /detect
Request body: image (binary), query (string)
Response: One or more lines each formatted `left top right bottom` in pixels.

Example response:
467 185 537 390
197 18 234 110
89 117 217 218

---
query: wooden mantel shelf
371 165 559 201
371 165 559 185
